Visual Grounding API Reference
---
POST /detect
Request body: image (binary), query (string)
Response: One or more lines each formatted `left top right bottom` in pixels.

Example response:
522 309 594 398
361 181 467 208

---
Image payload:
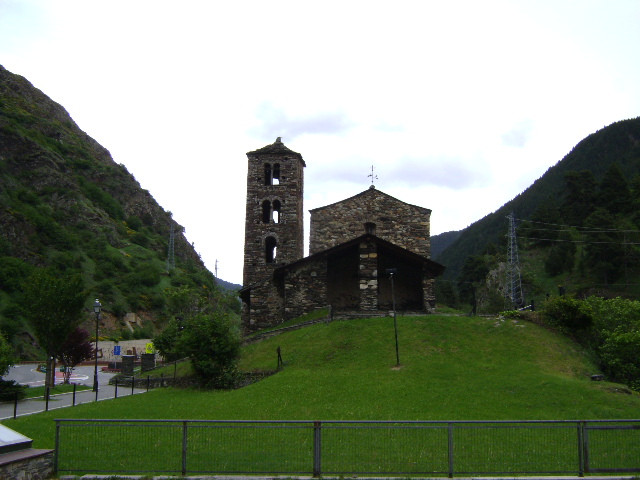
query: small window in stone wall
365 222 376 235
262 200 271 223
272 199 281 223
264 163 272 186
265 236 277 263
272 163 280 185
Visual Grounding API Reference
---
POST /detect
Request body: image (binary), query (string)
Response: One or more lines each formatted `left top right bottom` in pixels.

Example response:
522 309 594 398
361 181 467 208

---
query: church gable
309 186 432 257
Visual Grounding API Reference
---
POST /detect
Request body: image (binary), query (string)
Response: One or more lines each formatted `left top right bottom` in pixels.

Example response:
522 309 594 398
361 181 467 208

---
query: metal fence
54 419 640 477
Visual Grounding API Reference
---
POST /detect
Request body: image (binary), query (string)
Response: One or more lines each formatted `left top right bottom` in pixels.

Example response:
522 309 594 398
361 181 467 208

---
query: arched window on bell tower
262 200 271 223
272 200 281 223
265 236 277 263
264 163 272 186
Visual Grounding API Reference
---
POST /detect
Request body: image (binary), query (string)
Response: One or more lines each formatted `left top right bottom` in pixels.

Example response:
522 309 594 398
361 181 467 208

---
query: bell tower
241 138 305 329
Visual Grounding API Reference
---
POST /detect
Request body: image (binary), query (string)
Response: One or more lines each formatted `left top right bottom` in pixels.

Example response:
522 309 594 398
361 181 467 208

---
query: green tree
0 330 14 377
544 231 576 276
598 163 632 215
563 170 597 226
20 269 87 388
583 208 624 284
457 255 490 307
175 312 241 388
524 198 563 246
153 318 183 362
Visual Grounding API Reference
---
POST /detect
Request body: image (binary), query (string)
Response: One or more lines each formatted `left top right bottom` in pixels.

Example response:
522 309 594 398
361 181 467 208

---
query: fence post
147 375 150 392
13 392 18 419
448 422 454 478
182 421 188 476
131 376 135 395
577 421 584 476
582 421 590 474
115 378 118 398
45 387 50 411
313 421 322 477
72 384 76 406
54 420 60 475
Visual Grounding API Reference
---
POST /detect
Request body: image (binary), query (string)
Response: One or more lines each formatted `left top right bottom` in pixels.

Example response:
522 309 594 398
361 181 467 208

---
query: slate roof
273 233 445 279
309 185 431 214
247 137 305 166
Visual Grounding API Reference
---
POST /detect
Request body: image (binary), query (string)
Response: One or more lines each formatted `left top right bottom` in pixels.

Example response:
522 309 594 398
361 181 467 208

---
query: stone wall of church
309 187 431 258
243 278 284 331
282 257 329 320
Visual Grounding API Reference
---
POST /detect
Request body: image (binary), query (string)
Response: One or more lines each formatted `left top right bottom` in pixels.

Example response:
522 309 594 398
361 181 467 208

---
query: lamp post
93 299 101 393
386 268 400 367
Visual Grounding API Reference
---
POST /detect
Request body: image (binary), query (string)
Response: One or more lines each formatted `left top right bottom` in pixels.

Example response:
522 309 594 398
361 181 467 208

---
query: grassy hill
5 314 640 449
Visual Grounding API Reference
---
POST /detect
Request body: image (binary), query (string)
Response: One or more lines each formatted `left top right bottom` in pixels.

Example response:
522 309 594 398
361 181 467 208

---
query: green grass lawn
4 314 640 453
22 383 91 399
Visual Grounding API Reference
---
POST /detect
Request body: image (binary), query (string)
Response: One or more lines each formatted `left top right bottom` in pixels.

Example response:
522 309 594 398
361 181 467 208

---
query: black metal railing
54 419 640 476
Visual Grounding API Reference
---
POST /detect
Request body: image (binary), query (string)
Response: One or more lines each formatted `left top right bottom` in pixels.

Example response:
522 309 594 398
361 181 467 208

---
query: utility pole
506 213 524 309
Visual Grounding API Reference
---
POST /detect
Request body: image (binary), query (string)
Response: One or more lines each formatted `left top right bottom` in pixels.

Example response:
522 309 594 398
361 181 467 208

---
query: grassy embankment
4 313 640 450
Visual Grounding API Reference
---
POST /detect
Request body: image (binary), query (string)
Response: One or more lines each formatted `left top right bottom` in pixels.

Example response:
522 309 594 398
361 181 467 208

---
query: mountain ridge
0 65 238 355
434 117 640 281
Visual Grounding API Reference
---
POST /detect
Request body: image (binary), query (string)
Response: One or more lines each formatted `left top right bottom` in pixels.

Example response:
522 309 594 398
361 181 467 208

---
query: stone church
239 138 445 332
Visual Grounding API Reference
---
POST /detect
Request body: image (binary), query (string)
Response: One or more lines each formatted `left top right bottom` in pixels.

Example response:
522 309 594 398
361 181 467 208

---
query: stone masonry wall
282 257 329 320
422 276 437 312
247 278 284 330
309 186 431 258
0 449 54 480
242 139 305 329
243 141 305 287
359 239 378 310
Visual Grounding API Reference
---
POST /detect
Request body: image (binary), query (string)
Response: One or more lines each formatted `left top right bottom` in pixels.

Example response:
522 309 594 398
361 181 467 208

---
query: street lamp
93 298 101 393
386 268 400 367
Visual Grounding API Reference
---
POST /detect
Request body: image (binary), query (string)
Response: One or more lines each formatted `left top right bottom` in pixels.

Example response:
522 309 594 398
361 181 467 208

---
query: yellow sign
145 342 154 354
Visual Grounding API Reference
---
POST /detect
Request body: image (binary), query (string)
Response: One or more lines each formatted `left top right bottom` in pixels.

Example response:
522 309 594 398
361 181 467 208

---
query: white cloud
1 0 639 284
249 103 355 141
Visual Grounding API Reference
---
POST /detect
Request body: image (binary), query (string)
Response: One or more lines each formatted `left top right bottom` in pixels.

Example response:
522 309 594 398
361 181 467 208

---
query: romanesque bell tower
241 138 305 328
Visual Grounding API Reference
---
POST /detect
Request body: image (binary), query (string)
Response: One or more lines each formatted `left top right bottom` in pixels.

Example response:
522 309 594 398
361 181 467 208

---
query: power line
515 217 640 234
524 236 640 246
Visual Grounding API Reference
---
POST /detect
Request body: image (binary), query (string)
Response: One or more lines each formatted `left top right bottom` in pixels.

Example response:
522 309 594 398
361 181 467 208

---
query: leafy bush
126 216 143 231
542 295 640 390
78 177 124 220
0 256 33 292
0 379 27 401
541 296 593 333
599 328 640 389
124 265 161 289
130 231 150 247
176 312 241 389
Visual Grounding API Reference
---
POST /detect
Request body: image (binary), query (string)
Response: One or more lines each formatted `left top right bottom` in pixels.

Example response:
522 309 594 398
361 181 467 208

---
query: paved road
0 364 148 420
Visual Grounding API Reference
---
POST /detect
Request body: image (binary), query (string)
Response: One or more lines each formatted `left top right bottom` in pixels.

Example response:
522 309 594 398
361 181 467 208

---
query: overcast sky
1 0 639 285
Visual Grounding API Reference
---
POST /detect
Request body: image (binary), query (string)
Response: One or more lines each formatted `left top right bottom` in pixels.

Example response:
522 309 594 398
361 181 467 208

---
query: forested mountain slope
435 117 640 282
0 65 234 357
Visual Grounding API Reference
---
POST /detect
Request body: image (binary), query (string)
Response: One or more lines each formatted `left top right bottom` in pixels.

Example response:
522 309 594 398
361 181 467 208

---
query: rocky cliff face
0 64 199 265
0 65 219 350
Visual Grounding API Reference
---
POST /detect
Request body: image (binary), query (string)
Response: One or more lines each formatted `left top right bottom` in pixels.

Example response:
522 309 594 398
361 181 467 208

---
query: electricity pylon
506 212 524 308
